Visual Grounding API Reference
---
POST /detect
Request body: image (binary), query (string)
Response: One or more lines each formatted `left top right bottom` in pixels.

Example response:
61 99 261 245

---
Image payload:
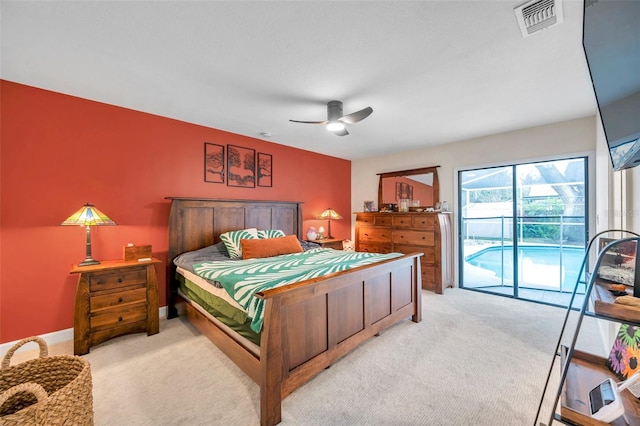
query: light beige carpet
6 288 604 425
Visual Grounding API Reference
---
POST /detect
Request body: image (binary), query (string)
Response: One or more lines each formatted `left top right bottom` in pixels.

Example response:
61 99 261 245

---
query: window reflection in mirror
378 166 439 210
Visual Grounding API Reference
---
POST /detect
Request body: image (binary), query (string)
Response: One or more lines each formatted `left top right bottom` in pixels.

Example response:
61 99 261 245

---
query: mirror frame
377 166 440 210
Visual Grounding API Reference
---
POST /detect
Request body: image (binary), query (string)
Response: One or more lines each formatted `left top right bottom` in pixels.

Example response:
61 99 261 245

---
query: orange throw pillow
240 235 303 259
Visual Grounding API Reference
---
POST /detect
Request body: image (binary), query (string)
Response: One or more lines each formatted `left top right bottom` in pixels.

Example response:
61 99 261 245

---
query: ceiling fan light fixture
326 121 345 132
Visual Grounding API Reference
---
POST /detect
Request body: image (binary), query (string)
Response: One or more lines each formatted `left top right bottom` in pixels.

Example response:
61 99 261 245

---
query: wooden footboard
258 252 422 425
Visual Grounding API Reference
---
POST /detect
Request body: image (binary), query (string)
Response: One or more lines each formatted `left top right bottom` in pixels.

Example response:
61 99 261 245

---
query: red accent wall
0 80 351 343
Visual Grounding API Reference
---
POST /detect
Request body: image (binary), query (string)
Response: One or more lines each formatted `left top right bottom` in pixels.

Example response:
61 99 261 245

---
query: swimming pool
464 244 586 291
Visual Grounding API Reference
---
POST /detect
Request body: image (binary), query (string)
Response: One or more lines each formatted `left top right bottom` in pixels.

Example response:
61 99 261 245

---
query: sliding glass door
459 157 588 307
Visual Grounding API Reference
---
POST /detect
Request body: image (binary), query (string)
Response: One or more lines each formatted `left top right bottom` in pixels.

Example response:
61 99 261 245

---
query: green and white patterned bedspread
192 248 403 333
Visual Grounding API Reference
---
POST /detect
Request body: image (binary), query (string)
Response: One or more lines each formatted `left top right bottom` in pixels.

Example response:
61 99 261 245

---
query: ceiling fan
290 100 373 136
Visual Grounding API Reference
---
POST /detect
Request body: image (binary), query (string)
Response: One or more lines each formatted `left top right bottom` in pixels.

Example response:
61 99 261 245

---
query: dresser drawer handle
118 317 123 322
118 297 124 303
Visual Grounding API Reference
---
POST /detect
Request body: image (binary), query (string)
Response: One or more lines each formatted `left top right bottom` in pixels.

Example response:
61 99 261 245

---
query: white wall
594 110 640 234
593 112 640 352
351 116 597 284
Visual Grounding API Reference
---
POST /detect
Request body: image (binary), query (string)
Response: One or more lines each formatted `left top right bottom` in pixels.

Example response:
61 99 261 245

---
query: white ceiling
0 0 597 161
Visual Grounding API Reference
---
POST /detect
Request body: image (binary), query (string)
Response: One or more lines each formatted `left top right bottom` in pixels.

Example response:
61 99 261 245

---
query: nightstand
70 258 160 355
308 238 344 250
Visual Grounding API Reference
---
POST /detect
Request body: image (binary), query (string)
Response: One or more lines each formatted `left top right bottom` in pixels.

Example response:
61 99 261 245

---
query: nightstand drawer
90 302 147 332
91 287 147 312
89 267 146 292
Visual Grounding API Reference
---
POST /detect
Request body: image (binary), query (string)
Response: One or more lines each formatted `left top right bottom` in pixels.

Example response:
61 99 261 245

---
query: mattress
177 267 245 313
176 267 260 346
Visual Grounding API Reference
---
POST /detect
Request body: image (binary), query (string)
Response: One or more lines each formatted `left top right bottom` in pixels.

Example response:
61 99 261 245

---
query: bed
166 197 423 425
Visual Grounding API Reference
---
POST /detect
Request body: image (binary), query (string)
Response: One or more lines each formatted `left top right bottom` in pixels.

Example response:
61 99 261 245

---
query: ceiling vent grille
515 0 564 38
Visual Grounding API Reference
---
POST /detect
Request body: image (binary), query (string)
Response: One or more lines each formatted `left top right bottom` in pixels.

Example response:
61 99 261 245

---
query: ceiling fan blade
332 127 349 136
289 119 328 125
340 106 373 124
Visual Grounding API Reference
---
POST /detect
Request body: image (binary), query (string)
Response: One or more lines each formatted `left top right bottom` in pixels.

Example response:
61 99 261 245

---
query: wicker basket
0 336 94 425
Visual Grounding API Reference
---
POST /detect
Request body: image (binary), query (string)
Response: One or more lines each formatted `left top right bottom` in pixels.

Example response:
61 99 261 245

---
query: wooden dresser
355 212 454 294
70 258 160 355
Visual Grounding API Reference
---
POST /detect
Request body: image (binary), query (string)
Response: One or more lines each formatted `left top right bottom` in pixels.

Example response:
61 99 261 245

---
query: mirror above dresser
377 166 439 211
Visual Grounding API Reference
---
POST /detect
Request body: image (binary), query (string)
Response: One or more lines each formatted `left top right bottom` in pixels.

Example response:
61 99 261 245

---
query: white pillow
219 228 258 259
257 229 286 239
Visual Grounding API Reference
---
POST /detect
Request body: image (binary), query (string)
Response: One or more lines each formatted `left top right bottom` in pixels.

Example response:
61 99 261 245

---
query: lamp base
79 258 100 267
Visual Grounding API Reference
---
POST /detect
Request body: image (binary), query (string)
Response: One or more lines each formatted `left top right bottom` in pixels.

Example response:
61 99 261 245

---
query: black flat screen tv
582 0 640 171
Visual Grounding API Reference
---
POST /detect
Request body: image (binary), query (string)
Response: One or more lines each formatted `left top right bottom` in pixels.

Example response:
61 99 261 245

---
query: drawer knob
117 278 123 283
117 297 124 303
118 317 123 322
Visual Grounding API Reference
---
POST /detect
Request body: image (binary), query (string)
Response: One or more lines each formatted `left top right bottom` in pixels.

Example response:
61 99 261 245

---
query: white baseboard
1 306 168 355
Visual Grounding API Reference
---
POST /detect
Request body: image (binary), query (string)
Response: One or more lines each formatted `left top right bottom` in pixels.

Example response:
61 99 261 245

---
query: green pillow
219 228 258 258
257 229 286 239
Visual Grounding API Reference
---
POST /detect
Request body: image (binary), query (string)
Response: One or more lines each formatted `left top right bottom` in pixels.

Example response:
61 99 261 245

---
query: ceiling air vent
515 0 564 38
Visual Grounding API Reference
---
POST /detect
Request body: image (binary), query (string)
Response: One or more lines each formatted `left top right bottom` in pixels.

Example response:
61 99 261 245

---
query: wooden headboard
165 197 303 317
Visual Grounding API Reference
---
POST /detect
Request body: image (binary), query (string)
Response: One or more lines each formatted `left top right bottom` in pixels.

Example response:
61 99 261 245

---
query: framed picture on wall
257 152 272 187
227 144 256 188
204 143 224 184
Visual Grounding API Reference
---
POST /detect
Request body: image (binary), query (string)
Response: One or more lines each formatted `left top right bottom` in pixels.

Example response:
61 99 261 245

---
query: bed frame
166 197 422 425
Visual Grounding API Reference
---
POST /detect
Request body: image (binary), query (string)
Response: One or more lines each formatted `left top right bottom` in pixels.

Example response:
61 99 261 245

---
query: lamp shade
61 203 116 227
318 208 343 221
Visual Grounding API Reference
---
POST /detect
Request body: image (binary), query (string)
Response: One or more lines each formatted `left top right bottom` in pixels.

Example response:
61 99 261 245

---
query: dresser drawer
391 216 412 228
374 216 392 226
392 230 434 246
90 302 147 332
420 265 436 291
91 287 147 312
89 267 147 292
356 214 375 225
357 242 392 253
412 215 436 229
358 227 392 243
393 245 436 264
